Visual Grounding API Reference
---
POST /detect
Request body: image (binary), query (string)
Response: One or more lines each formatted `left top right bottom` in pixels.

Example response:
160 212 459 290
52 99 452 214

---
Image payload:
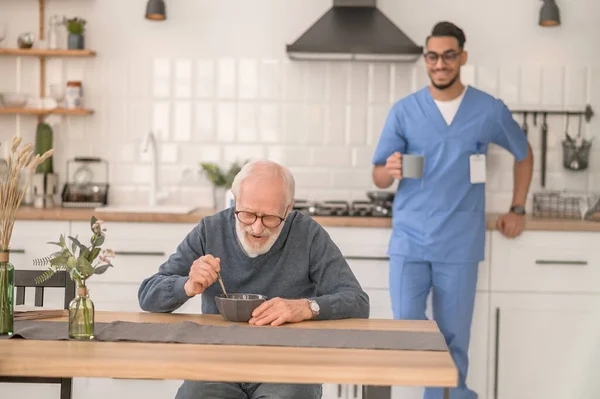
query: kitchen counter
14 206 600 232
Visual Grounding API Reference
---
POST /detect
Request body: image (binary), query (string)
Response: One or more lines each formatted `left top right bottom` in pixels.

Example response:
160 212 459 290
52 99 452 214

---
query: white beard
235 222 280 258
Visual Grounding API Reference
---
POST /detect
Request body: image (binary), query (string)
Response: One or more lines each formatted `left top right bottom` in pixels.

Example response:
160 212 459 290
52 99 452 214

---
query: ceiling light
145 0 166 21
539 0 560 27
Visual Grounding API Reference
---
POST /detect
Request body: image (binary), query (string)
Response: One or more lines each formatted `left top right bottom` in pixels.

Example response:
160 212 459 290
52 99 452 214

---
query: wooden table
0 311 457 399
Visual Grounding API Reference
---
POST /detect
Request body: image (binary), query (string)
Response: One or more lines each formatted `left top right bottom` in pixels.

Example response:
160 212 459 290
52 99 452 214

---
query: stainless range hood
286 0 423 62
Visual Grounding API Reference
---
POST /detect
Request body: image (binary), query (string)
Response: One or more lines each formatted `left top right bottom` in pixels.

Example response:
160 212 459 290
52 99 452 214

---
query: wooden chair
0 270 75 399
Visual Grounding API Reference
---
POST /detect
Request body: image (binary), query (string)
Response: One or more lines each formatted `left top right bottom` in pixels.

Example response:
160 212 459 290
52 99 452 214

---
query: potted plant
66 17 86 50
34 216 115 340
200 160 245 211
0 136 54 336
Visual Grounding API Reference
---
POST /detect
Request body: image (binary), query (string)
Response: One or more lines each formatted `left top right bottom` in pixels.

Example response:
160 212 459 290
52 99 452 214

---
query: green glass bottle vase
69 285 95 340
0 250 14 336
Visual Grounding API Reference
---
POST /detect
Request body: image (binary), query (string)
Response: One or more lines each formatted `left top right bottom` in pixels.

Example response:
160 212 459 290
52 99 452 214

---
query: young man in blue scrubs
371 22 534 399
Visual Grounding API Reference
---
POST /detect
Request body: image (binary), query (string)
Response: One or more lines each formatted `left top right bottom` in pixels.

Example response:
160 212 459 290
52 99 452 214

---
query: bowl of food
215 293 267 322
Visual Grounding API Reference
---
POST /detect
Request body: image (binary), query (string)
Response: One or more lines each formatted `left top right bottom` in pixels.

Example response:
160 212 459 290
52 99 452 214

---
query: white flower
92 219 107 235
99 248 115 263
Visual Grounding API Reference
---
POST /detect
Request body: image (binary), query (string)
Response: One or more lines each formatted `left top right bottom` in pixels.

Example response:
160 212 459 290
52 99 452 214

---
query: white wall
0 0 598 212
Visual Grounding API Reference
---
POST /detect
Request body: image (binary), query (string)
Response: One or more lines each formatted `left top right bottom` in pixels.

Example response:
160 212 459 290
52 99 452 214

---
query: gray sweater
138 208 370 320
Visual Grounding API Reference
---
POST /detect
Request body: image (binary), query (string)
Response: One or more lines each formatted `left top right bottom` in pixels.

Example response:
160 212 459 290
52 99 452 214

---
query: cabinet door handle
535 260 587 266
114 251 166 257
345 256 389 261
8 249 25 254
494 307 500 399
337 384 342 397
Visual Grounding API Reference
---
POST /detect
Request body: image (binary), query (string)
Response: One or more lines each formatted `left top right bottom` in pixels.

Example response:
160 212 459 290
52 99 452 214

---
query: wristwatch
307 299 320 318
510 205 526 215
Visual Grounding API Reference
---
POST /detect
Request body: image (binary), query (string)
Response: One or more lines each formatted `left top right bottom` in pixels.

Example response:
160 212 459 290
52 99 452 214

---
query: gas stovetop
293 200 392 218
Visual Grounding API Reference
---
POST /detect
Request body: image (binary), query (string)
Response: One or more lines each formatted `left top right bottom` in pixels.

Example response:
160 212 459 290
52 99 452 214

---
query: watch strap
510 205 526 215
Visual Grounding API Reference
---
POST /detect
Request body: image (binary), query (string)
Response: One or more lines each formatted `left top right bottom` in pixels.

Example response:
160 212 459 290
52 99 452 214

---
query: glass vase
69 285 94 340
0 250 14 336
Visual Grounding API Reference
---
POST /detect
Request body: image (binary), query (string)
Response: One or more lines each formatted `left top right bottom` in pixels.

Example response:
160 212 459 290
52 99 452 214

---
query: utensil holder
562 139 592 171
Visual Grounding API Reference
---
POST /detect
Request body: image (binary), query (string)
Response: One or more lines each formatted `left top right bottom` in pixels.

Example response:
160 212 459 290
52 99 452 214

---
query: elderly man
138 159 370 399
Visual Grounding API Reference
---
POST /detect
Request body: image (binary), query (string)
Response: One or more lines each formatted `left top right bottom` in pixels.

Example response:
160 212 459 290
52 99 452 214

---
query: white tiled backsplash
0 0 599 213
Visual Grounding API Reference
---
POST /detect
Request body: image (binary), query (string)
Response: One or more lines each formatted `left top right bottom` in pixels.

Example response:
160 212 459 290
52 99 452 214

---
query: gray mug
402 154 424 179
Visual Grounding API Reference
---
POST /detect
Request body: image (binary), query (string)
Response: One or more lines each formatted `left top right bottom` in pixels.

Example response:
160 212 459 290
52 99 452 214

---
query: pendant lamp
145 0 166 21
539 0 560 27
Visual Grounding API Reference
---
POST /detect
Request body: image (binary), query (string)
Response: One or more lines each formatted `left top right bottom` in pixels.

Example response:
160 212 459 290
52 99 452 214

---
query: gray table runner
0 320 447 352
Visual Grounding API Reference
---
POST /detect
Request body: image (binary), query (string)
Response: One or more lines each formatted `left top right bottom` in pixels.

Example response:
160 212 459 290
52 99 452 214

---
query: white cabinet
490 230 600 293
488 230 600 399
487 293 600 399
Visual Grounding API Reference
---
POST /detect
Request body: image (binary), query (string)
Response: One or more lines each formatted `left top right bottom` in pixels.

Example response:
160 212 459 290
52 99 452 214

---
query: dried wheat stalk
0 136 54 251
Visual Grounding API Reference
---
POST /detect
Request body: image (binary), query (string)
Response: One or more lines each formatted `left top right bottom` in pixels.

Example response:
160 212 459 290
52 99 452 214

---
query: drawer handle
8 249 25 254
535 260 588 266
345 256 389 261
114 251 166 257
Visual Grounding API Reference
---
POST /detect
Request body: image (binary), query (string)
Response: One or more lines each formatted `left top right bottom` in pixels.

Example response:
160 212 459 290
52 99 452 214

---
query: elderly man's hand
248 297 313 326
184 255 220 297
496 212 526 238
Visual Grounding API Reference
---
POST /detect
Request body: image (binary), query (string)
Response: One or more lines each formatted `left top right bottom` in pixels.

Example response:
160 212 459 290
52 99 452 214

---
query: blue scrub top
372 86 529 263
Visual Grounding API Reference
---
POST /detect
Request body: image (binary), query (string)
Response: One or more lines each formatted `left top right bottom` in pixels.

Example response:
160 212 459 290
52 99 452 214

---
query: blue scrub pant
390 255 479 399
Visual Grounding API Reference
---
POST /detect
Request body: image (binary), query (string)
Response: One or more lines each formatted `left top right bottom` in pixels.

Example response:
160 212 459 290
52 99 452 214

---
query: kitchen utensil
541 113 548 188
215 293 267 322
217 272 228 298
576 113 583 146
402 154 425 178
562 114 592 171
564 114 573 143
522 112 528 136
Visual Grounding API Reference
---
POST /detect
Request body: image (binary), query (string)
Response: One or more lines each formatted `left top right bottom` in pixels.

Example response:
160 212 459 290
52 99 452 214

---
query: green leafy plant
66 17 86 35
34 216 115 287
200 160 246 188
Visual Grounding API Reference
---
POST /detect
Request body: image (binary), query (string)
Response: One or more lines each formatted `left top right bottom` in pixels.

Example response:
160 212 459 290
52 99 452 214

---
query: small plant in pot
66 17 86 50
200 160 246 211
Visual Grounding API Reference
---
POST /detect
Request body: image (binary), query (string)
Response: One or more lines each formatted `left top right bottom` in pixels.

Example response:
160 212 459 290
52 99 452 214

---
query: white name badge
470 154 486 184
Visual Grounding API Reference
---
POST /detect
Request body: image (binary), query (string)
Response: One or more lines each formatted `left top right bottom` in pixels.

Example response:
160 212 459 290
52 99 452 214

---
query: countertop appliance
293 191 394 218
61 157 109 208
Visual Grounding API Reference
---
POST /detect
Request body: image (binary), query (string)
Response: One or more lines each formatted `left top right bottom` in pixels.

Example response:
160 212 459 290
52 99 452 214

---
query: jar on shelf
65 81 83 109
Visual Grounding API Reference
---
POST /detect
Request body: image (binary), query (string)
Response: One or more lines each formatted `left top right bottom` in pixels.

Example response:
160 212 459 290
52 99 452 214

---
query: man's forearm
511 143 534 206
138 273 190 313
372 165 394 189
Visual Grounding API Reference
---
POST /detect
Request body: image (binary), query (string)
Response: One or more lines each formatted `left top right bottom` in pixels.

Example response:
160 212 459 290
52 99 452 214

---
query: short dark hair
426 21 466 49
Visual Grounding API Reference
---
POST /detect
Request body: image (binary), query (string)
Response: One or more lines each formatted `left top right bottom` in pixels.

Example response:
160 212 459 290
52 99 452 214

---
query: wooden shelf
0 108 94 116
0 48 96 57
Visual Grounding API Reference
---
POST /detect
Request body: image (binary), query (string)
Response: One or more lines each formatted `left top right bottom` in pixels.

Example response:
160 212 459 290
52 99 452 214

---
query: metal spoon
217 272 228 297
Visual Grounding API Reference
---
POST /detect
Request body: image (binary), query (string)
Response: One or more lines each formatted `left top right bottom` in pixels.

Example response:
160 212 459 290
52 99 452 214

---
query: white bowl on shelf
1 93 28 108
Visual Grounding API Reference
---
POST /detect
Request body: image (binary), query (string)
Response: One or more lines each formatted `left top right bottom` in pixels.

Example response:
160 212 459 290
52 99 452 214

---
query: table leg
443 387 450 399
362 385 391 399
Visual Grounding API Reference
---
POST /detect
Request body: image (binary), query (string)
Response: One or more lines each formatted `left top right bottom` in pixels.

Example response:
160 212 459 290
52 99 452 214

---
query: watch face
511 205 526 215
310 301 319 313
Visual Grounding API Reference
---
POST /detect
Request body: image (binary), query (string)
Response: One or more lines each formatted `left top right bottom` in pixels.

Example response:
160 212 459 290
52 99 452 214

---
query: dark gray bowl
215 293 267 322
